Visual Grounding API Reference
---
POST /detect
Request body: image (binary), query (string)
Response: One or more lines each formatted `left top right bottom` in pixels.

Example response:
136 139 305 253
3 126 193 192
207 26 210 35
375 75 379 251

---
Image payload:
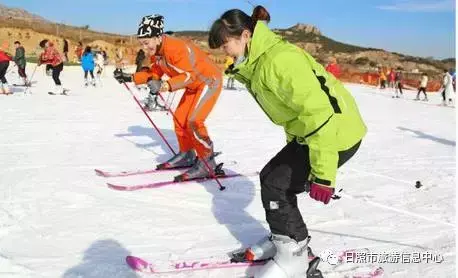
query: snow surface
0 64 455 278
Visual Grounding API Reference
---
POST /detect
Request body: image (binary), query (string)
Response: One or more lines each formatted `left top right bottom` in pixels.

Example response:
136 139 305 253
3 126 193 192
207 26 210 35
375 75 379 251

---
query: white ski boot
255 234 309 278
1 83 10 95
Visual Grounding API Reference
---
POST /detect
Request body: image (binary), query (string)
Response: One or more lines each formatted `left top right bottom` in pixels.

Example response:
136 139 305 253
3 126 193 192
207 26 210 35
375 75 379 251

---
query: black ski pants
260 140 361 242
0 61 9 83
417 87 427 98
84 70 94 79
51 63 64 86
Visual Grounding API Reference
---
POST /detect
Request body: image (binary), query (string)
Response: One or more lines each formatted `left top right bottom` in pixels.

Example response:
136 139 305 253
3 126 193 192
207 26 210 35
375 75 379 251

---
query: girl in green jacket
209 6 367 278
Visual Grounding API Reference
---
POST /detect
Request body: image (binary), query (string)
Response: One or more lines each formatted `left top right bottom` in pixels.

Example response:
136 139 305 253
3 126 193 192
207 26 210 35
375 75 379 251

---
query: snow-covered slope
0 65 455 277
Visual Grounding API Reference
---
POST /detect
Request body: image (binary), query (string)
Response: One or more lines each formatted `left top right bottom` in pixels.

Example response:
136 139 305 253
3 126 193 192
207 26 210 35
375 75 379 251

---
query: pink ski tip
94 169 104 176
126 255 150 271
107 183 131 191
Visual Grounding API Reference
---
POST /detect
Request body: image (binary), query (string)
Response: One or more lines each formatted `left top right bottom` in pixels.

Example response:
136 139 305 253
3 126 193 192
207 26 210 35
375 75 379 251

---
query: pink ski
126 254 384 277
351 267 384 278
107 171 259 191
94 166 189 178
126 255 265 274
95 160 236 178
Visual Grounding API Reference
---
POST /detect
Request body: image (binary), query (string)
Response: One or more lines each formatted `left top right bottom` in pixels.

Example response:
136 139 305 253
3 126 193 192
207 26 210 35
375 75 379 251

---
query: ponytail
251 5 270 26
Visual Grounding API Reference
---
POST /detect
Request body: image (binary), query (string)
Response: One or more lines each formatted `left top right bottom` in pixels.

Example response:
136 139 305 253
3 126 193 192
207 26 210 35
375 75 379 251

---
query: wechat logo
319 249 339 265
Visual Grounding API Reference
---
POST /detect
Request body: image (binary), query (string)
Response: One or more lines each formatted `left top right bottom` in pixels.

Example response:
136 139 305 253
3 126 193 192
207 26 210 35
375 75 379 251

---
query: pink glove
309 183 335 205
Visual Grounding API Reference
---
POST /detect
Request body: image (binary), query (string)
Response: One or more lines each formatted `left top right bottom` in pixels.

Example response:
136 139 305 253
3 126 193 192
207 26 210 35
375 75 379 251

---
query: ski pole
23 64 39 94
165 91 172 107
165 91 177 116
156 91 226 191
122 83 176 156
245 0 255 7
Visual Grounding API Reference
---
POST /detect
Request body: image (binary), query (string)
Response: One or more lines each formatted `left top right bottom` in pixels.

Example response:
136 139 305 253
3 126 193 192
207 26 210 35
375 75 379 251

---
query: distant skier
224 56 235 89
63 39 69 62
440 69 454 106
388 68 395 88
102 50 108 64
325 57 341 79
94 51 105 81
38 39 66 95
209 6 366 278
394 69 403 98
13 41 28 86
415 73 428 101
0 49 12 94
378 69 386 89
75 42 83 63
113 14 223 181
81 46 96 87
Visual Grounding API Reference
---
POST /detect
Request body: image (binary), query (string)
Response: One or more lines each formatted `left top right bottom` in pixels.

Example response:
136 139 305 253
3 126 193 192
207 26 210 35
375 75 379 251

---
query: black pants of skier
260 140 361 242
442 89 446 101
396 82 403 94
84 70 94 79
0 61 9 84
17 65 27 78
52 63 64 85
417 87 427 98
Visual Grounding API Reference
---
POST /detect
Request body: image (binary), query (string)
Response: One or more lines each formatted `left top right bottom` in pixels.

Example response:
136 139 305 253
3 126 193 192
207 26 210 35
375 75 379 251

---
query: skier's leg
188 80 222 160
84 70 88 86
260 141 310 241
0 61 9 94
18 65 28 85
52 63 64 94
422 88 428 100
256 141 310 277
175 80 223 180
255 140 361 277
90 70 95 85
156 90 196 170
0 61 8 83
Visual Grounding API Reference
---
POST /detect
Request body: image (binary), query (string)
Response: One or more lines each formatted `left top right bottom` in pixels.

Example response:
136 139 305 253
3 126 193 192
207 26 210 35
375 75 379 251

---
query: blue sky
4 0 456 58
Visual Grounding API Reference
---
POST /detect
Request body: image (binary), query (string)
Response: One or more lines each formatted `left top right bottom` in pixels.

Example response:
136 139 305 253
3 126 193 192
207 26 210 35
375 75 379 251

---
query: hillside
0 4 454 88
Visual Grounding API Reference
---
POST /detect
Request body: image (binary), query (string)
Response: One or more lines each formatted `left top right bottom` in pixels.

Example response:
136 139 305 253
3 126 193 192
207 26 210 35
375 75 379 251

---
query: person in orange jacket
325 57 341 79
114 14 223 181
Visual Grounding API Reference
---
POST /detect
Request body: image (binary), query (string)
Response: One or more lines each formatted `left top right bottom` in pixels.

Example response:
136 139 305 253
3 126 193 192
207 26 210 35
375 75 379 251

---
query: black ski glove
113 68 132 84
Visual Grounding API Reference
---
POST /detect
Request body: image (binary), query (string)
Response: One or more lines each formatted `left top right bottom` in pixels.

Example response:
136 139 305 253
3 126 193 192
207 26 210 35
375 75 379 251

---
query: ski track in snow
0 65 455 277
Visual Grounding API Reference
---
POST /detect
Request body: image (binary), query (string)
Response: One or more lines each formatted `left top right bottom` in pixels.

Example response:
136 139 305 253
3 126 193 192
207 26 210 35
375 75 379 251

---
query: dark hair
208 6 270 49
14 41 20 45
39 39 49 48
84 46 91 54
252 5 270 23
